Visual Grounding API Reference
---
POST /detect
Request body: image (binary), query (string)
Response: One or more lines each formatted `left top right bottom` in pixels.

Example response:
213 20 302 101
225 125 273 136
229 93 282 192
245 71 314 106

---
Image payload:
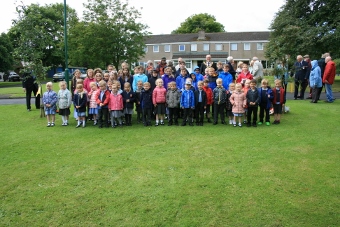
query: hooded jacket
309 60 322 88
166 88 181 108
218 71 233 90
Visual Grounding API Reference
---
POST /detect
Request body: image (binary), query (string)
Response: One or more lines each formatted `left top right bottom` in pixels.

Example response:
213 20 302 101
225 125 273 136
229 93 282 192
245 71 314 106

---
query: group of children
42 63 286 128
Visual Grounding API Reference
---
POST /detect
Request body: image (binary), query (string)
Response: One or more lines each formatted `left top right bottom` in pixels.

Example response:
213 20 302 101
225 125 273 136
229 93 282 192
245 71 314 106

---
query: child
162 67 176 90
43 82 58 127
207 67 218 91
218 64 233 90
213 78 227 125
166 81 181 126
57 81 72 126
140 82 153 126
230 83 247 127
107 80 113 93
176 68 189 92
103 72 110 82
246 79 260 127
203 79 213 123
94 69 103 87
132 66 148 91
242 79 251 123
122 82 135 126
119 68 133 91
194 81 207 126
190 73 198 90
108 84 123 128
203 68 209 80
236 64 253 87
226 83 235 125
258 79 273 126
216 61 223 75
88 82 99 125
148 69 159 92
272 79 285 124
73 84 87 128
180 81 195 126
152 78 167 126
96 80 110 128
135 81 143 123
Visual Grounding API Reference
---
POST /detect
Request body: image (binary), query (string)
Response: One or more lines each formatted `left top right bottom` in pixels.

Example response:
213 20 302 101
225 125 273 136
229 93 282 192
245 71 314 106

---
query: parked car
6 71 21 82
53 72 65 82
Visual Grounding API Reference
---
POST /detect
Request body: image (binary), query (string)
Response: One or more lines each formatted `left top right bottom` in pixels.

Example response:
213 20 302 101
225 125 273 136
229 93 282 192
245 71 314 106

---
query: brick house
137 31 270 72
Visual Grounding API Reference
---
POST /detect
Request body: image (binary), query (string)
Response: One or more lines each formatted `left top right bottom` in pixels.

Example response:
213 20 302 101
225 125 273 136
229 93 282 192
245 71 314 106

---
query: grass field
0 99 339 226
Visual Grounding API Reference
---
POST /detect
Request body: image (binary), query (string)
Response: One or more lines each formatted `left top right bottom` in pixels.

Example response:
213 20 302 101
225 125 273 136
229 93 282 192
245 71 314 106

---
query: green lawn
0 100 339 226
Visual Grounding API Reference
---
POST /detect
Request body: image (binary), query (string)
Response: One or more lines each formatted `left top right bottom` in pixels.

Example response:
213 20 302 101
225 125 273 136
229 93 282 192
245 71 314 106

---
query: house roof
145 31 271 44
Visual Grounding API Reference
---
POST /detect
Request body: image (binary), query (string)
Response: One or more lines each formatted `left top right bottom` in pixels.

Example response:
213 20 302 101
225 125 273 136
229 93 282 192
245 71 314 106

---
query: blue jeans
325 84 334 102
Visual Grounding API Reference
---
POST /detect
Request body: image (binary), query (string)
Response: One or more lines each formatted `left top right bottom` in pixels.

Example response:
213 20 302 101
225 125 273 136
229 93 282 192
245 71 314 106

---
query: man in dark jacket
200 54 217 75
22 72 40 111
293 55 309 100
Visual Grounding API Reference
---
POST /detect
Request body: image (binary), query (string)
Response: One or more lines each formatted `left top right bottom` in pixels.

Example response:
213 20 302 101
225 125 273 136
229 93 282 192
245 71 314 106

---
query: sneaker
238 123 242 127
62 123 66 126
51 123 55 127
233 124 237 127
229 120 233 125
266 122 271 126
155 122 159 126
47 123 51 127
76 124 82 128
160 122 164 125
93 122 97 126
253 123 257 127
258 122 263 125
243 120 247 124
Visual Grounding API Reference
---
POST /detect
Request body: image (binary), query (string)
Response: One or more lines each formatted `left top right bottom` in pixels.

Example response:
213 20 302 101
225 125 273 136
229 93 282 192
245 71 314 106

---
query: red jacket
96 90 110 107
203 86 213 105
236 71 253 85
152 86 166 104
323 61 336 85
272 87 285 104
108 93 123 111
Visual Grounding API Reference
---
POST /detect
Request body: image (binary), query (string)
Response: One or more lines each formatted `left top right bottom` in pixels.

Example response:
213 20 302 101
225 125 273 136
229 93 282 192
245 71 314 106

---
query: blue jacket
176 74 189 91
180 89 195 108
258 87 273 109
218 72 233 90
309 60 322 88
132 74 148 91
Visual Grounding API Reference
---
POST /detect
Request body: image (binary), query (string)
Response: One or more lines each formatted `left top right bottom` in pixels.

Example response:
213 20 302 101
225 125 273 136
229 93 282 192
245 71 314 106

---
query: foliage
333 58 340 75
68 0 150 69
8 3 78 80
172 13 225 34
0 100 339 226
0 33 14 73
265 0 340 62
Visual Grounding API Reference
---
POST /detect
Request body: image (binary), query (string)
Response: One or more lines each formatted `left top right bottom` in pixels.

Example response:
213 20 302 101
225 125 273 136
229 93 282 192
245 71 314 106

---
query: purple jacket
162 74 176 90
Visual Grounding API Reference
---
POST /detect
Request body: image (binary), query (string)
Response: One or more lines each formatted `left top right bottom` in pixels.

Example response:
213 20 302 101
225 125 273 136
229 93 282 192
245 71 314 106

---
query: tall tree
172 13 225 34
0 33 14 73
68 0 150 69
265 0 340 62
8 3 78 80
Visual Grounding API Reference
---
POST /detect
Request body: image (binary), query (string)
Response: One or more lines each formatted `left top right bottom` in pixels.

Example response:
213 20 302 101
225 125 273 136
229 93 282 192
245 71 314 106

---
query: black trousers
98 108 109 127
312 86 321 103
195 103 205 123
214 103 225 123
142 108 152 125
26 84 40 110
247 106 258 124
294 79 308 99
259 104 270 122
168 107 179 124
182 108 192 124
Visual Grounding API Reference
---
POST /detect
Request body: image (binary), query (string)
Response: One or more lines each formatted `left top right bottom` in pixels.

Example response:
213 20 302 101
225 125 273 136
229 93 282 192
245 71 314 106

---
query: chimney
197 30 206 41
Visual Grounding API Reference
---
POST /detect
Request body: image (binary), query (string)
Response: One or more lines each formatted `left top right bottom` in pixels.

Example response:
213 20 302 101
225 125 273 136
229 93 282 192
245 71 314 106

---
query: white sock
82 121 85 126
156 120 159 123
61 116 65 123
78 120 81 125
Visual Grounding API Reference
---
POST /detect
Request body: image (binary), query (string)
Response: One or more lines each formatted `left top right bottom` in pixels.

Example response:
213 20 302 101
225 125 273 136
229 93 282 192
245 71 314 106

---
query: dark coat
194 89 207 107
200 62 217 75
246 88 260 107
122 91 135 109
73 92 87 112
294 60 309 81
140 89 153 109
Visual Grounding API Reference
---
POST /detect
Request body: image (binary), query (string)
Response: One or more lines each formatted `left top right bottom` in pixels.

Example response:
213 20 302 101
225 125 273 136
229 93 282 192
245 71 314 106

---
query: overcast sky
1 0 285 35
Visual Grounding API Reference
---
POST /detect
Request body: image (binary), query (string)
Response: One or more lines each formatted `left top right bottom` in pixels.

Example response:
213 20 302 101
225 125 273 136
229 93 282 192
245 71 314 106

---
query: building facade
138 31 270 72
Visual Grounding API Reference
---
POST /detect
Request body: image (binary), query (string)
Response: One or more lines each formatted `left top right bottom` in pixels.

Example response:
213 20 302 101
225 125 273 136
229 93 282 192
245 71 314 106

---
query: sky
0 0 285 35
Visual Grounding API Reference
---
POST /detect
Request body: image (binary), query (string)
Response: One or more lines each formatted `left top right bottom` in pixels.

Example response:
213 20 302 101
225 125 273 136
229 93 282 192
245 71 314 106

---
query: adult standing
252 57 263 85
317 53 330 99
200 54 217 75
22 72 40 111
293 55 309 100
175 58 183 71
323 56 336 103
156 57 167 76
226 56 236 81
145 60 154 76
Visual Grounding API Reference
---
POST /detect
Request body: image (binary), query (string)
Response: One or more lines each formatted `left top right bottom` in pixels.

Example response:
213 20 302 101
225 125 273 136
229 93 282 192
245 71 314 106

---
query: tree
8 3 78 80
68 0 150 69
265 0 340 63
171 13 225 34
0 33 14 73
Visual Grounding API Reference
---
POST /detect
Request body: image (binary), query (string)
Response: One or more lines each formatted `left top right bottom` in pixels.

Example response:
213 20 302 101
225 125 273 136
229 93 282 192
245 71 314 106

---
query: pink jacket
230 91 246 113
88 90 98 108
108 93 123 111
152 86 166 104
84 77 95 93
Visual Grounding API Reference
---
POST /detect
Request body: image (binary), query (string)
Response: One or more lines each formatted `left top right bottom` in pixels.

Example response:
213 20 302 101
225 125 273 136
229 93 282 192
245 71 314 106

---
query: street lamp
63 0 69 89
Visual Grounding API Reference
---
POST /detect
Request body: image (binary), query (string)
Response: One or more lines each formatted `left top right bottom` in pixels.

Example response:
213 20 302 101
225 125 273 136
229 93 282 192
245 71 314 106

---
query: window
215 44 223 51
191 44 197 51
144 46 148 53
244 43 250 50
179 44 185 51
153 45 159 52
164 44 171 52
230 43 237 51
203 44 209 51
257 43 263 50
185 61 192 69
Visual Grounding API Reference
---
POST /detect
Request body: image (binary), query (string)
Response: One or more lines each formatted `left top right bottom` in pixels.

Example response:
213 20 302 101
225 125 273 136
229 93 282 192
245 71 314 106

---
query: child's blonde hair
235 83 242 90
59 81 66 87
275 79 282 86
155 78 163 86
89 81 96 87
76 79 84 84
216 78 222 83
261 79 269 85
229 83 235 89
46 82 53 88
98 80 107 87
198 81 204 86
143 82 150 87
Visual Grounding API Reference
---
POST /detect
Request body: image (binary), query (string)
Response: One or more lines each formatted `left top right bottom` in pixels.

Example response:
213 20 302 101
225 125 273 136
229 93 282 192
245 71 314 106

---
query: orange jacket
323 61 336 85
